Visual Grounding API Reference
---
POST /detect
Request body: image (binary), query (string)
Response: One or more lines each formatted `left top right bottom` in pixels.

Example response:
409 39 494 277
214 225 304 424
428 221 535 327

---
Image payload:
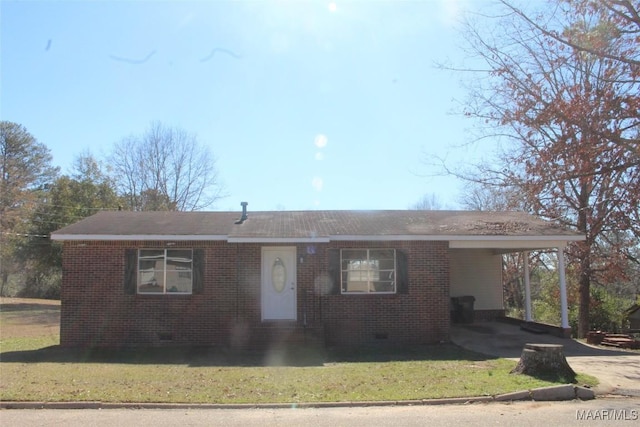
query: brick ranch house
51 207 584 348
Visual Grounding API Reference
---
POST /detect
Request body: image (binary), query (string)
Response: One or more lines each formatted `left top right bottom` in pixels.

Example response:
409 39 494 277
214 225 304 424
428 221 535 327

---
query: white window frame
137 249 193 295
340 248 396 294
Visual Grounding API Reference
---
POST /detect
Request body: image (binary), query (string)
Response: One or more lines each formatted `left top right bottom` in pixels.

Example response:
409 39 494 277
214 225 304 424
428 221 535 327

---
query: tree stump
511 344 576 382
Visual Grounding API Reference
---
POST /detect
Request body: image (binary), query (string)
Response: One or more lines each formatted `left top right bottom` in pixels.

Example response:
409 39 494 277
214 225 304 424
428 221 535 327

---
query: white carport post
557 246 570 330
523 251 533 322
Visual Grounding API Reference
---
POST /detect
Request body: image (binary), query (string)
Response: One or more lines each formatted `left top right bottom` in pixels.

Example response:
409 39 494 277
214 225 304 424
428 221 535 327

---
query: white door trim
261 246 297 321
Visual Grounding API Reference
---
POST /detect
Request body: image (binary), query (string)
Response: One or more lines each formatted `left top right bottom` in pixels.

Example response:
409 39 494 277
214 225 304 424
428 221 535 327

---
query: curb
0 385 597 410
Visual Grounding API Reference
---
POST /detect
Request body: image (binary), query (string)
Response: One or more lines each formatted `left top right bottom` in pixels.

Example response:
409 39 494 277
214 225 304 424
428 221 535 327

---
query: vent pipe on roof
235 202 248 224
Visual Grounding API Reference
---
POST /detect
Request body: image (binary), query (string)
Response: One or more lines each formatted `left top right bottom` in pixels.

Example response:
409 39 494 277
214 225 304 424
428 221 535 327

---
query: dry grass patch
1 298 60 337
1 298 60 351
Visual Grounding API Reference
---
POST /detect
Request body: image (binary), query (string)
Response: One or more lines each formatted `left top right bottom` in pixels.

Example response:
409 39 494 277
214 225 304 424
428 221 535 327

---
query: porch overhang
448 235 585 252
448 235 585 333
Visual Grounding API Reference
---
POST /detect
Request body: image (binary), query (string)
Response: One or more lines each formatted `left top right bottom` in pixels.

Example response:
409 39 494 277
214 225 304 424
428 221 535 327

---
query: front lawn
0 298 597 404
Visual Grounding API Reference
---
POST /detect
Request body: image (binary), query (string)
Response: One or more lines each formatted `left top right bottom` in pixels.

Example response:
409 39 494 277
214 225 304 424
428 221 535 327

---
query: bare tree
458 182 528 212
496 0 640 153
409 193 445 210
110 122 225 211
502 1 639 77
445 1 639 337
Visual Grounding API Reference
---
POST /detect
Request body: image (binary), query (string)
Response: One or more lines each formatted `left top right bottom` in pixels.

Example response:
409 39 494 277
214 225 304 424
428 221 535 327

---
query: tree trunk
576 186 591 340
577 241 592 339
0 269 8 297
511 344 576 382
578 262 591 339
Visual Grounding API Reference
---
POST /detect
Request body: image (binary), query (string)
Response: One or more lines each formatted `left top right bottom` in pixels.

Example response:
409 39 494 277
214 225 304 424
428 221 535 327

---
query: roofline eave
227 237 331 243
50 234 229 241
51 233 584 245
329 234 585 242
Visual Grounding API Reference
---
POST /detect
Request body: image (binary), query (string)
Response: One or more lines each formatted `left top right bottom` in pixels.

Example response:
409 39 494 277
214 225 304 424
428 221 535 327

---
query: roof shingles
51 210 583 241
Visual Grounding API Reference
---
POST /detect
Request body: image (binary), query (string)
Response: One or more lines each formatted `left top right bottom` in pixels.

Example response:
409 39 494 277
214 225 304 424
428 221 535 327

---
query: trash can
458 296 475 323
451 296 475 323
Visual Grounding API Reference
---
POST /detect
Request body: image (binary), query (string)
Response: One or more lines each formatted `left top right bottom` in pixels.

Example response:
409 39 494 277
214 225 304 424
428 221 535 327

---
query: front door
261 247 297 321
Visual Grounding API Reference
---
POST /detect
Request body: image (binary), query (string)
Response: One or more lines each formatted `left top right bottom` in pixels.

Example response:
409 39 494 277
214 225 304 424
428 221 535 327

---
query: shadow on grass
1 300 498 367
0 343 497 367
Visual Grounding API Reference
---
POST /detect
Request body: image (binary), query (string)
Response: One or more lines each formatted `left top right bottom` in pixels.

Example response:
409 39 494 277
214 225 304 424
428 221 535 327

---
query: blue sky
1 0 489 212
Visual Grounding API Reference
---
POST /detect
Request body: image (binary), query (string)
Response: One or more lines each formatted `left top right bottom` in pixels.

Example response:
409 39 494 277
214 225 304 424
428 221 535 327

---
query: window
341 249 396 294
137 249 193 294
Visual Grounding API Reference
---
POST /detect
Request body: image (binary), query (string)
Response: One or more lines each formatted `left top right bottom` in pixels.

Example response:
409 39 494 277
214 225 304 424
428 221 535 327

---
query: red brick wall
60 241 240 347
319 241 450 346
60 240 450 347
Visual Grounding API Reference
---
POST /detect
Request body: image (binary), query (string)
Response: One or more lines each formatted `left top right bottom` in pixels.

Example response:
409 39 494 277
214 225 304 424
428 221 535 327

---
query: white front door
261 247 297 321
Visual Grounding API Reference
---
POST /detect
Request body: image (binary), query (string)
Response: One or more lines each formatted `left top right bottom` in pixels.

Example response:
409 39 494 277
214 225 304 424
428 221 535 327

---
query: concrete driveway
450 321 640 396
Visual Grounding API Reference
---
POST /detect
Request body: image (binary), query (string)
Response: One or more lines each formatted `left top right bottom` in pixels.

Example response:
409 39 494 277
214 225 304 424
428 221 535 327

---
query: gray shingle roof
50 210 583 242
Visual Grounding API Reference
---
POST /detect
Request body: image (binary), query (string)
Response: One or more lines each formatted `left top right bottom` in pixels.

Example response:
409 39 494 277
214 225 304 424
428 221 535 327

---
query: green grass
0 300 598 404
0 339 598 404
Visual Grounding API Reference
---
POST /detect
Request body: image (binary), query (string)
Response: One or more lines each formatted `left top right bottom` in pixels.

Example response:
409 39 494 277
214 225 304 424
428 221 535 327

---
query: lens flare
314 134 328 148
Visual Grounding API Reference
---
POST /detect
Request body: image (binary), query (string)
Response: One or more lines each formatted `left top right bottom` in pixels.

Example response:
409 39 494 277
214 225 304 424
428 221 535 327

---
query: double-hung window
341 249 396 294
137 249 193 294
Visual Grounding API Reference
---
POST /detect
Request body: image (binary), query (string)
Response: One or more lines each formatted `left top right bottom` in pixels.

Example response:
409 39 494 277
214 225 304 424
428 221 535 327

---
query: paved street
1 397 639 427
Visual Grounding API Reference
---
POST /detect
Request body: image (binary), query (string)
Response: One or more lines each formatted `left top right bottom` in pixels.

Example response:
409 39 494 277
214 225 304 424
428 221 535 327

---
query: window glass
138 249 193 294
341 249 396 294
166 250 192 270
139 249 164 270
166 271 192 293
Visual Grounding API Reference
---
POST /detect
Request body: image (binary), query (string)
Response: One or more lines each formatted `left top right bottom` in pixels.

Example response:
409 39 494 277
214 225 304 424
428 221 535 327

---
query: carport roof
50 209 584 246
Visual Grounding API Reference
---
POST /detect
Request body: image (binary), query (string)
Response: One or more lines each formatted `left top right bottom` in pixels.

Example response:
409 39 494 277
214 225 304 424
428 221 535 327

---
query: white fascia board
50 234 228 241
227 237 331 243
329 235 450 242
329 234 585 243
449 239 576 249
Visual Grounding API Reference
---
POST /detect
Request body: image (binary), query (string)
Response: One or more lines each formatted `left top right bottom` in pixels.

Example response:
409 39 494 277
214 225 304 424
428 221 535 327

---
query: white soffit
50 234 228 241
227 237 331 243
449 239 577 249
330 234 584 244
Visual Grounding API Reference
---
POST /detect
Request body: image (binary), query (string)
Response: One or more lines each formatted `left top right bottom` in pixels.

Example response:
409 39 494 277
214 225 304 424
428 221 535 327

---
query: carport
448 234 585 337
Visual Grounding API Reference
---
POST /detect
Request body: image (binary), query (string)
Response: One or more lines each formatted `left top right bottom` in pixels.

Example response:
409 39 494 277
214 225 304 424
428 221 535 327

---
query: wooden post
511 343 576 382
